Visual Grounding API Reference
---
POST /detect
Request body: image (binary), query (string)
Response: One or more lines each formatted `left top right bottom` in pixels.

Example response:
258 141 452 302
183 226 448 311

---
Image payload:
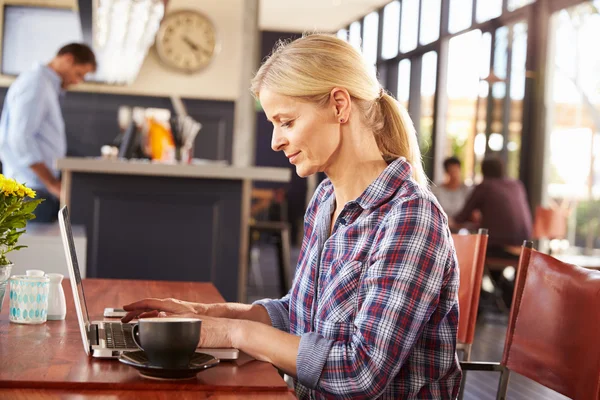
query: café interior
0 0 599 399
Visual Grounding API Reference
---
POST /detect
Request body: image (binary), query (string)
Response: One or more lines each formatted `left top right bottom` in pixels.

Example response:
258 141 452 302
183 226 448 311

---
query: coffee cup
131 317 201 368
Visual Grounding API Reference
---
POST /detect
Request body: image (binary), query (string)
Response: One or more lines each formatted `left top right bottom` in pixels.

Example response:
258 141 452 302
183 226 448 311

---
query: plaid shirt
257 158 461 399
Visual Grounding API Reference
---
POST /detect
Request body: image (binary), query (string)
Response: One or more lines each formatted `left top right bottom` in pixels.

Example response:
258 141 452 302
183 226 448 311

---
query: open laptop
58 206 239 360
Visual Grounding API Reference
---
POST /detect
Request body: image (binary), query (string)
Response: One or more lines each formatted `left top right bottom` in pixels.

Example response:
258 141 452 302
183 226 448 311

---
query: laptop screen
58 206 91 329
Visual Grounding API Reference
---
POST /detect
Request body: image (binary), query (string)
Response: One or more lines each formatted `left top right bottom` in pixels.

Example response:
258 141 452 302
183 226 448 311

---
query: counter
57 157 291 302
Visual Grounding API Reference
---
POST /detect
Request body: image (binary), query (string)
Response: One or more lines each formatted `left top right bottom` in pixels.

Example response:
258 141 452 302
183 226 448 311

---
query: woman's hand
121 298 238 348
198 315 239 348
121 298 206 323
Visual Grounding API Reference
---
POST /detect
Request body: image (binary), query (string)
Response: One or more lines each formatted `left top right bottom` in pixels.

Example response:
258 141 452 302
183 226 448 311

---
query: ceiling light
93 0 164 84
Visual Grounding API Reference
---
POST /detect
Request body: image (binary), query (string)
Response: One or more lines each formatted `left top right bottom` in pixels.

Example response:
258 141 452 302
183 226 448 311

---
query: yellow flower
16 184 27 198
25 188 36 198
1 178 18 196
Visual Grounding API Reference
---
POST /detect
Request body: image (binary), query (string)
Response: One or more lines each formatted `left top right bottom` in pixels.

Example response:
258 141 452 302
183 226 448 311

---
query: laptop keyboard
104 323 136 349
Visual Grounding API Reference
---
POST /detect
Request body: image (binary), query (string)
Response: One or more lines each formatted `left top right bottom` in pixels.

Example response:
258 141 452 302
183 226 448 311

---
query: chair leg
484 266 510 314
496 368 510 400
458 370 467 400
276 225 292 297
463 344 472 362
249 245 264 289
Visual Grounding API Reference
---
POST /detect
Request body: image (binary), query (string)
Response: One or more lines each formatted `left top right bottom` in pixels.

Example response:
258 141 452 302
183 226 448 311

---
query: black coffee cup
131 317 201 368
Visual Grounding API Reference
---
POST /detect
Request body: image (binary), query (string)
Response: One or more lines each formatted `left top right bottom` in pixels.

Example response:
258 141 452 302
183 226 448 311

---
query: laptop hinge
88 324 99 346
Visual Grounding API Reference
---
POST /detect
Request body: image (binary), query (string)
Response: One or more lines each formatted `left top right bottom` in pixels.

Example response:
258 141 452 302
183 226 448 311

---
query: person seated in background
451 156 532 258
122 34 461 399
432 156 472 219
451 156 532 305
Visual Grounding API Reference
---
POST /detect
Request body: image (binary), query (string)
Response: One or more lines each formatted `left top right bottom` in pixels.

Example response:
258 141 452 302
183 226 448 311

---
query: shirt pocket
316 260 364 324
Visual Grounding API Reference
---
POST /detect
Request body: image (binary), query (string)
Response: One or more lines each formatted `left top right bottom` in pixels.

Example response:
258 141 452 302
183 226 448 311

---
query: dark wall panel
70 172 242 302
0 87 234 164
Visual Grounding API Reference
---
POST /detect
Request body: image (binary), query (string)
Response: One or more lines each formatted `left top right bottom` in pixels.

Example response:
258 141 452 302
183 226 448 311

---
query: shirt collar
354 157 413 209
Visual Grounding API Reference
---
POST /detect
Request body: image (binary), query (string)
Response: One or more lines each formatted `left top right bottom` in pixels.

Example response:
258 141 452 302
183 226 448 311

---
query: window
449 0 473 34
397 59 411 109
420 51 438 160
445 30 484 182
336 29 348 41
507 22 528 178
349 21 362 50
508 0 535 12
419 0 441 45
400 0 419 53
363 11 379 71
545 3 600 252
381 1 400 59
476 0 502 23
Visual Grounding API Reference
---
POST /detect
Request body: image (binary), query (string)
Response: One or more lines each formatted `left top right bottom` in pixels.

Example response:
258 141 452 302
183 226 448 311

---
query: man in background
0 43 96 222
451 156 532 307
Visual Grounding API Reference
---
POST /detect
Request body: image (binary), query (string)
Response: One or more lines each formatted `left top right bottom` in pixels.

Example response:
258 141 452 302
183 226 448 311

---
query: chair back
532 206 567 240
502 242 600 400
452 229 489 345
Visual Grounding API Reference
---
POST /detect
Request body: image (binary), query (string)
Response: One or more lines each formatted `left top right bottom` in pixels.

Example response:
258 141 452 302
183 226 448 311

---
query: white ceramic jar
46 273 66 320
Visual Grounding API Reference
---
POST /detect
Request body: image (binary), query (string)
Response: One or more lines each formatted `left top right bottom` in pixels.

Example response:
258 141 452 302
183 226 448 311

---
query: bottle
46 273 66 320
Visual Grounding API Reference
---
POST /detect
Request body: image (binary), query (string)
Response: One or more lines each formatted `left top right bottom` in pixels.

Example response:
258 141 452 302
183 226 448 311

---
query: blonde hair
251 33 427 186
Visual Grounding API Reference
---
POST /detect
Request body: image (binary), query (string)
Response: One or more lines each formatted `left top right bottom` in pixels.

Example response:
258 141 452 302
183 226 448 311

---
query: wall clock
155 9 218 73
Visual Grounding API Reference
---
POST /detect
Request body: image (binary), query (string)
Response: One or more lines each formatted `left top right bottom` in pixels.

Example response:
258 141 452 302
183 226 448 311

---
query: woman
123 34 461 399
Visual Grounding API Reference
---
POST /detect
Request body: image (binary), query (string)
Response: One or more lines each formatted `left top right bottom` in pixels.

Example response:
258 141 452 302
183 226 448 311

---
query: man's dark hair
443 156 461 172
481 156 505 179
57 43 97 70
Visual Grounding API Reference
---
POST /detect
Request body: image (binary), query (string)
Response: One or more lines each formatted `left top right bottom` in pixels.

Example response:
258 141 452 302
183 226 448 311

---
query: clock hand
182 36 199 51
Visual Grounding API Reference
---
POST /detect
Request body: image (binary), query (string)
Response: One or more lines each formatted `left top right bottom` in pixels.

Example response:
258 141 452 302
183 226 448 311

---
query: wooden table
0 279 295 399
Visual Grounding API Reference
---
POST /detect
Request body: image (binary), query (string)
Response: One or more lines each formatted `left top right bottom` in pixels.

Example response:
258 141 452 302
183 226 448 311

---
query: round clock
155 10 218 73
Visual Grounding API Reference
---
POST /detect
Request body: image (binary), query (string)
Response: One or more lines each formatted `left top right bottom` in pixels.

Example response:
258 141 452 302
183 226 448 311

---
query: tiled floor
247 244 569 399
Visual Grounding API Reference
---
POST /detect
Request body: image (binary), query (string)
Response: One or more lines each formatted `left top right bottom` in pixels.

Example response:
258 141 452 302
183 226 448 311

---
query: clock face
155 10 217 73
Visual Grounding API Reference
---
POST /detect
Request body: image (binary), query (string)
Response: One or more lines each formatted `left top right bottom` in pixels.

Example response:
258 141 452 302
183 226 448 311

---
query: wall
0 0 244 101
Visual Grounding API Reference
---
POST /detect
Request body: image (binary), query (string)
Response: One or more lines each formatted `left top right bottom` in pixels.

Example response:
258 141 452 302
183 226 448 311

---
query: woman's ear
330 87 351 123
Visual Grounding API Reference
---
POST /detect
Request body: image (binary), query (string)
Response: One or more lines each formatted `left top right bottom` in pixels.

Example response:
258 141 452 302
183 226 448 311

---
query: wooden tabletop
0 278 291 396
0 389 297 399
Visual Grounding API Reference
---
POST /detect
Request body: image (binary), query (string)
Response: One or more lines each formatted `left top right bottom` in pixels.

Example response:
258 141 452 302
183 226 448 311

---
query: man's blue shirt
0 64 66 189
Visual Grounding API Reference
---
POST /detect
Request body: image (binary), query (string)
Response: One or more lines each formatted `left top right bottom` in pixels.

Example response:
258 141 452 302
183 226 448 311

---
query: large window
400 0 419 53
445 30 485 182
342 0 592 201
381 1 400 59
545 2 600 252
363 11 379 75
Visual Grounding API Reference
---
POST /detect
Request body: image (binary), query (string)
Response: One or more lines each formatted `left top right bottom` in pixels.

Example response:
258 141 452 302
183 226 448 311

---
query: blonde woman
123 34 461 399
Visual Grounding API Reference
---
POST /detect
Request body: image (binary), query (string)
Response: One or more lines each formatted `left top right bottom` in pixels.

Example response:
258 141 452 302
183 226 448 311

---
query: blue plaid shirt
256 158 461 399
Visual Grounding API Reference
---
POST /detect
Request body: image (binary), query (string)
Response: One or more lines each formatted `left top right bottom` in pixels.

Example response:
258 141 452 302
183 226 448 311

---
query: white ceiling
259 0 391 33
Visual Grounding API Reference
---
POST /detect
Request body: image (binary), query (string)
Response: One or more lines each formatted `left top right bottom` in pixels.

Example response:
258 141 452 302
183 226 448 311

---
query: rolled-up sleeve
253 293 291 332
297 198 454 399
6 82 46 168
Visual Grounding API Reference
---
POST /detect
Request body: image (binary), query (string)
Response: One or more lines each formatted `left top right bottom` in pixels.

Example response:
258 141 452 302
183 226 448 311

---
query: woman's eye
281 120 293 128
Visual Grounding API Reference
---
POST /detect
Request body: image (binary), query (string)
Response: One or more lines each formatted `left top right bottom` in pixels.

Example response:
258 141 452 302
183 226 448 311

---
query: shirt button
338 218 346 225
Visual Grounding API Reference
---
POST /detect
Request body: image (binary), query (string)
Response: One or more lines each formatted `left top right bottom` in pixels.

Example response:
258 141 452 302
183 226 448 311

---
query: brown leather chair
453 228 489 362
459 241 600 400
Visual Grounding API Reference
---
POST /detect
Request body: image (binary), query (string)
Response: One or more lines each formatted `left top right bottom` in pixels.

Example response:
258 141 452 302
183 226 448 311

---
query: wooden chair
452 228 489 362
249 188 292 297
459 241 600 400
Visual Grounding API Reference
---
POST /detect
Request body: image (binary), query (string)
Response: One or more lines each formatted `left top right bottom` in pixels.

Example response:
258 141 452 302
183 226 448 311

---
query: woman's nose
271 130 288 152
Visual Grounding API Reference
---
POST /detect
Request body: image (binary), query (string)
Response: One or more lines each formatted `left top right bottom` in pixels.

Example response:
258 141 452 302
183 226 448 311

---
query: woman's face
259 89 342 178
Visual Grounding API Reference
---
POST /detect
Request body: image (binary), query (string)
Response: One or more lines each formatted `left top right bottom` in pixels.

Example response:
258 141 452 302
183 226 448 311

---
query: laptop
58 206 239 360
